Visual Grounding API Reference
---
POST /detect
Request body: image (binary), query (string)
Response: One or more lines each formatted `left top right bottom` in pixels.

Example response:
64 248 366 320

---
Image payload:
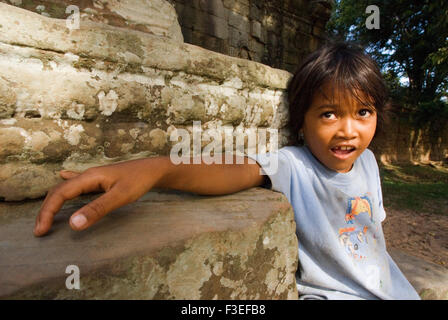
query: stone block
284 50 301 66
177 3 196 29
192 8 229 40
261 27 268 45
228 46 240 58
0 118 102 164
262 12 282 34
0 3 291 88
0 188 299 299
249 38 265 56
198 0 226 19
1 0 184 43
228 10 250 32
0 3 292 201
251 20 262 40
209 14 229 40
267 31 279 48
192 8 210 33
293 17 313 35
389 249 448 300
229 26 249 48
223 0 250 16
203 34 229 54
249 50 263 64
249 2 262 21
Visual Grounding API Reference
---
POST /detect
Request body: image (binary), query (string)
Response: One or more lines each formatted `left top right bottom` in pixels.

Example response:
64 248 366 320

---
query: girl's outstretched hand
33 155 264 237
33 158 165 237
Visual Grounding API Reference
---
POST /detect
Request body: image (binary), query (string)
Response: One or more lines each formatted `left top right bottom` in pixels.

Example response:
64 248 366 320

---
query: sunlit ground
380 163 448 215
380 162 448 267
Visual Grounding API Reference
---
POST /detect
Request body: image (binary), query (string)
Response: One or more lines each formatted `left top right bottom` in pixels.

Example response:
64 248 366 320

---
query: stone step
389 248 448 300
0 187 298 299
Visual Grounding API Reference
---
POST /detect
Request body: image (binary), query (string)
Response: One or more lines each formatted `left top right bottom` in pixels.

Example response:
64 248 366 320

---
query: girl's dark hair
287 41 389 145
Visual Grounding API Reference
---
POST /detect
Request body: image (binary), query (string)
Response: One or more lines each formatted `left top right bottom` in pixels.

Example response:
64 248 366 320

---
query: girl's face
302 83 377 173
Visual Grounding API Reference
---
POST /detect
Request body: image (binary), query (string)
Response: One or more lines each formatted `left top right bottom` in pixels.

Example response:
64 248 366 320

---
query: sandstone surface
0 2 291 201
0 187 299 299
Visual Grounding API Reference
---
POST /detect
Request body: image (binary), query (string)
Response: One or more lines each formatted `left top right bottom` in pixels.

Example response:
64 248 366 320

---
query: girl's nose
337 117 358 139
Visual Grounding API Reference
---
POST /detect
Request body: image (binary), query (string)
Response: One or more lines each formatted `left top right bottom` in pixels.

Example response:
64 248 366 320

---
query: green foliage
426 43 448 94
326 0 448 125
382 69 408 102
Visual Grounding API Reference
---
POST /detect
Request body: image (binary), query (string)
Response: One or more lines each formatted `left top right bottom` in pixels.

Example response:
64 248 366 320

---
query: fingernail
71 214 87 228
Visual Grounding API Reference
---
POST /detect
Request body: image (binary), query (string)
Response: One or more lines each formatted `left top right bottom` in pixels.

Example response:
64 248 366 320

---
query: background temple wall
170 0 332 73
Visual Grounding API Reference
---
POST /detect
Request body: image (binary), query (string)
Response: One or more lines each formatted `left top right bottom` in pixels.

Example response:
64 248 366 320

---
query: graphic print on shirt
338 195 374 260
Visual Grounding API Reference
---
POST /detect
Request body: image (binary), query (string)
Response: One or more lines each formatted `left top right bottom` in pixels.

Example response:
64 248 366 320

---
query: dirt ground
383 207 448 268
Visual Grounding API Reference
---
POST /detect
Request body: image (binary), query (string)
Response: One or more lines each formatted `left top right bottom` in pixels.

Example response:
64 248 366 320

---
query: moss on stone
155 243 187 272
105 32 145 60
72 57 96 72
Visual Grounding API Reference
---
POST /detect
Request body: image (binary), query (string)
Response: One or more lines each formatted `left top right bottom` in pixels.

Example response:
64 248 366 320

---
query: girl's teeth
336 146 354 151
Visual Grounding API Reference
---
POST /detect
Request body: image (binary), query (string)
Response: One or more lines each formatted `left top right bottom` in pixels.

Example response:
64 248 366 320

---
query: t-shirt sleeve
247 148 292 200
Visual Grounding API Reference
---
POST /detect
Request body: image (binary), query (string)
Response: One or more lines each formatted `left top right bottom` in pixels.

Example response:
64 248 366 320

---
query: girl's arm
33 155 265 236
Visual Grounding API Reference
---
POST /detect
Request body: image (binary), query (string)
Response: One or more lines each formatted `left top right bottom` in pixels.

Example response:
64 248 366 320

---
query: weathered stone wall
0 2 292 201
370 114 448 164
170 0 333 72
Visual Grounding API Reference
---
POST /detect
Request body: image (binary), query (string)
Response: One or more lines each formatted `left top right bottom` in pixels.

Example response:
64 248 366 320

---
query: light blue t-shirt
248 145 420 300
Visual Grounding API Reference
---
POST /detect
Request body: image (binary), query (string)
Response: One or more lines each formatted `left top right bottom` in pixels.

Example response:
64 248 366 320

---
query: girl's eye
358 109 372 118
321 111 336 120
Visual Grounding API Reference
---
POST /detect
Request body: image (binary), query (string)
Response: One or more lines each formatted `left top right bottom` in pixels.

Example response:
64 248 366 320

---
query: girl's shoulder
278 145 307 157
357 148 381 179
358 148 378 166
360 147 375 159
277 145 320 172
277 145 310 165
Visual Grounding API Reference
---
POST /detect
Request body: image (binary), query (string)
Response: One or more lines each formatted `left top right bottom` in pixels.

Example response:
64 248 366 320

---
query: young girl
33 42 420 300
247 42 420 300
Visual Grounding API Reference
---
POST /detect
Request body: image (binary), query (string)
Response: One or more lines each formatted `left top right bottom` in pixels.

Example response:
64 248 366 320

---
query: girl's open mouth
330 146 356 159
